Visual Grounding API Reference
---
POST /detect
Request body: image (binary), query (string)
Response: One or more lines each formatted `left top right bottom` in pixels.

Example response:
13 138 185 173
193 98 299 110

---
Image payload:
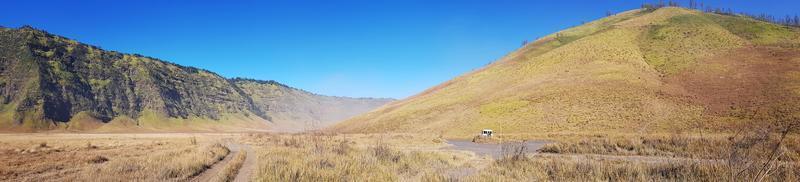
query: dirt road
233 144 256 182
446 140 550 158
191 142 256 182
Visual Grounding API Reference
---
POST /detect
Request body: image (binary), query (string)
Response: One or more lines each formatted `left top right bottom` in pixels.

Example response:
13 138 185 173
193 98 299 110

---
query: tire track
232 145 256 182
191 143 240 182
190 142 256 182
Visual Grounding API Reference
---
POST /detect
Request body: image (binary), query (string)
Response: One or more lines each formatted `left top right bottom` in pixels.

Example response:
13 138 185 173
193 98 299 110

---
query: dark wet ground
446 140 550 158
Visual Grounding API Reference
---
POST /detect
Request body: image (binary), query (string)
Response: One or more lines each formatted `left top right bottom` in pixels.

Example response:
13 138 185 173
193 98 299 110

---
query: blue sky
2 0 798 99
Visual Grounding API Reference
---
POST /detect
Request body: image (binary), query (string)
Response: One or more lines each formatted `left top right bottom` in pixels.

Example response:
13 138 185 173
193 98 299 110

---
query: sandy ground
233 144 256 182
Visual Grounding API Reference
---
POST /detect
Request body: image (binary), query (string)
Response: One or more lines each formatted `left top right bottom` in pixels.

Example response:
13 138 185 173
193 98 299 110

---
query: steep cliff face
0 26 391 131
232 78 394 131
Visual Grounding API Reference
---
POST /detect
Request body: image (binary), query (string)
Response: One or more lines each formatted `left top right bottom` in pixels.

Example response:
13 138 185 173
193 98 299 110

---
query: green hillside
332 7 800 138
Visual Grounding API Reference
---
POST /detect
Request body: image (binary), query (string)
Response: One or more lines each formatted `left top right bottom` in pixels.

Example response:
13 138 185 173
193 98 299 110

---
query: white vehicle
481 129 493 137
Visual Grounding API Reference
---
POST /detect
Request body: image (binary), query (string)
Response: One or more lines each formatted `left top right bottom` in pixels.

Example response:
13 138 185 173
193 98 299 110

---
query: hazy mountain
232 78 393 131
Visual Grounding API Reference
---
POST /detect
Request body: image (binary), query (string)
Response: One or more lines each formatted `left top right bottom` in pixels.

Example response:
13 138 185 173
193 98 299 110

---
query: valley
1 3 799 182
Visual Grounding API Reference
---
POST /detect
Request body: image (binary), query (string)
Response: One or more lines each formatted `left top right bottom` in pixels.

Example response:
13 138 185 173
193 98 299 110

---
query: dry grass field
1 132 798 181
0 133 234 181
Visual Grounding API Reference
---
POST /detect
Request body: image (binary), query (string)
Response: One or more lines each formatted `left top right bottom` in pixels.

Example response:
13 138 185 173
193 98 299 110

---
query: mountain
232 78 393 131
0 26 392 132
332 7 800 137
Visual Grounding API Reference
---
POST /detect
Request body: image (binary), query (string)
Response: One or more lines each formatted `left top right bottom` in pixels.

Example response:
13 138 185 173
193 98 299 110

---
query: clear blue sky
2 0 798 99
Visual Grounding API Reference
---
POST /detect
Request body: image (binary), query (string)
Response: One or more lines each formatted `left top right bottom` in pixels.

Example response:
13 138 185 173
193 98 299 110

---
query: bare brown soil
664 46 800 115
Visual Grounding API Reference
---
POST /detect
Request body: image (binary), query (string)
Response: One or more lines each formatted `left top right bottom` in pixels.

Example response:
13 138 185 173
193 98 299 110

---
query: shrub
333 139 350 155
500 141 529 162
282 136 302 148
87 155 109 164
86 142 97 149
373 139 399 162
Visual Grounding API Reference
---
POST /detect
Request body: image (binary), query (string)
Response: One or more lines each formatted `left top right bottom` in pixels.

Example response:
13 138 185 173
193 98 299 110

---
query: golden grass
0 133 233 181
538 134 800 162
1 132 798 181
240 133 470 182
463 155 799 181
81 143 229 181
237 132 800 181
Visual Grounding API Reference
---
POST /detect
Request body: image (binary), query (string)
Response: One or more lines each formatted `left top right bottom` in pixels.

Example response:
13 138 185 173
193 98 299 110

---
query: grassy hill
0 26 392 132
332 7 800 138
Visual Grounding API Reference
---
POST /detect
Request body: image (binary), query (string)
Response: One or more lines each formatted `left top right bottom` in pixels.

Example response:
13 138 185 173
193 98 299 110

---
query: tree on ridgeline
794 15 799 26
640 1 799 27
668 0 679 7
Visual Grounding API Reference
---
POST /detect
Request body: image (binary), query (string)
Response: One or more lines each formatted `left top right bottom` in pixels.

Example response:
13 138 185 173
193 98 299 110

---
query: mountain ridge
0 25 393 132
228 77 393 100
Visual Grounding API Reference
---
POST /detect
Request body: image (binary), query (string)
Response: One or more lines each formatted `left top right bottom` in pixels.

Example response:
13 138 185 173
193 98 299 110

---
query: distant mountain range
333 7 800 137
0 26 392 132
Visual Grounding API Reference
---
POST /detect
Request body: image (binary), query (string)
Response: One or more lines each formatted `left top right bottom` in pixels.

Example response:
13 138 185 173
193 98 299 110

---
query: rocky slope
332 7 800 137
0 26 392 132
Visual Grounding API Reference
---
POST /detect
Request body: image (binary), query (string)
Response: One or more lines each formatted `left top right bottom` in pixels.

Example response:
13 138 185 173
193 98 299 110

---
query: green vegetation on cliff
0 26 392 132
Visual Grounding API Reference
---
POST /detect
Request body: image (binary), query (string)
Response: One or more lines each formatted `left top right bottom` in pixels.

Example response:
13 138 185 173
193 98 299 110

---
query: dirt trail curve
191 141 256 182
233 144 256 182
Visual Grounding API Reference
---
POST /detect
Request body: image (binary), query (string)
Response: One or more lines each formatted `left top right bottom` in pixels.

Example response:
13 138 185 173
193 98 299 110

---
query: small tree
668 0 679 7
500 141 528 162
641 3 655 10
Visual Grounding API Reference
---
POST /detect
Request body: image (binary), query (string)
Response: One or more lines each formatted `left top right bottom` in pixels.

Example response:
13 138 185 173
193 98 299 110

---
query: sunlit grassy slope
332 7 800 138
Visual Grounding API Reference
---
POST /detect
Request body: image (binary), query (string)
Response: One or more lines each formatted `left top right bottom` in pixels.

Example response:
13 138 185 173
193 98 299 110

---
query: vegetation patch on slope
640 14 745 75
708 13 800 46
